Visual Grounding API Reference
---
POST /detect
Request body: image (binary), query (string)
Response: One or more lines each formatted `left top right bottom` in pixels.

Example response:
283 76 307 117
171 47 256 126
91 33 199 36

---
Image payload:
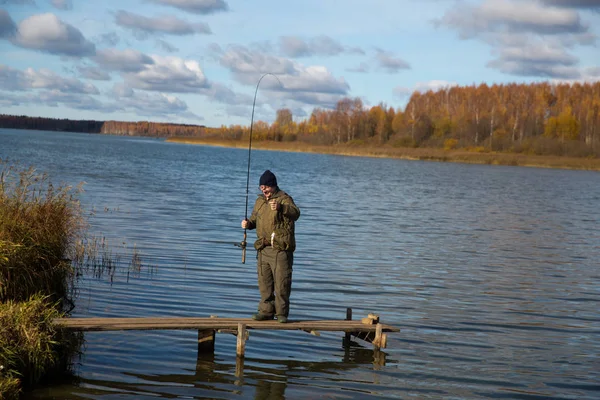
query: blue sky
1 0 599 127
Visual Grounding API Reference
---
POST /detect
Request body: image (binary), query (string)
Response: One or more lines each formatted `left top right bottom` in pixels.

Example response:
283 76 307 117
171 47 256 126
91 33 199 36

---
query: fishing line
241 72 282 263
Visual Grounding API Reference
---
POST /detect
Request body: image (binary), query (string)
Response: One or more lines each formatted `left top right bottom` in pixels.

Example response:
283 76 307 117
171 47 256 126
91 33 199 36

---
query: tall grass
0 163 85 306
0 162 85 398
0 295 81 383
72 235 157 284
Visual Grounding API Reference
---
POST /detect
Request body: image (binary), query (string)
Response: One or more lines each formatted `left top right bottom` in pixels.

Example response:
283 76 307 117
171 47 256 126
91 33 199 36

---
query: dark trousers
256 247 293 317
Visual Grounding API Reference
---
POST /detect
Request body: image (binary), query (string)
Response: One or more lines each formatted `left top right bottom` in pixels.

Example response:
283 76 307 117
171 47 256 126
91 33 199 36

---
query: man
241 170 300 323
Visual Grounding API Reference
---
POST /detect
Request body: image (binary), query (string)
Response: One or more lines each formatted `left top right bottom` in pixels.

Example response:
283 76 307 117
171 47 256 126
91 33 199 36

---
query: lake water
1 128 599 399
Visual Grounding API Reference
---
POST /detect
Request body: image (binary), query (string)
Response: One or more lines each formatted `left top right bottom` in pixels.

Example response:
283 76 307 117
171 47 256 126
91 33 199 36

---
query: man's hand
241 219 249 229
269 199 279 211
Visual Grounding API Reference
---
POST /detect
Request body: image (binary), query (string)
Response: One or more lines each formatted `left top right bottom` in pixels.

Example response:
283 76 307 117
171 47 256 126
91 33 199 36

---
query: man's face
260 185 276 200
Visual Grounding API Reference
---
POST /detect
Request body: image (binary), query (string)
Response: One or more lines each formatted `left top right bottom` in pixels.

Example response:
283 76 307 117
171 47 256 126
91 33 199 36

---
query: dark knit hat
259 170 277 187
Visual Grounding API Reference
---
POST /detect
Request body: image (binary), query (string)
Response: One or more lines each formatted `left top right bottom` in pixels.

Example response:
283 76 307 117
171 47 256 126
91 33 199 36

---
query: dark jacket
246 188 300 252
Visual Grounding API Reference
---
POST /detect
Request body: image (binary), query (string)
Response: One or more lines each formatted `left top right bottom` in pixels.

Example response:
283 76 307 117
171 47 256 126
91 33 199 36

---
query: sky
1 0 600 127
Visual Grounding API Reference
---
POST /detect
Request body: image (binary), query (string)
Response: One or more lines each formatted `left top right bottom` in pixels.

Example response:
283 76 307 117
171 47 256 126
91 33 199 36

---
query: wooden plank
53 317 400 333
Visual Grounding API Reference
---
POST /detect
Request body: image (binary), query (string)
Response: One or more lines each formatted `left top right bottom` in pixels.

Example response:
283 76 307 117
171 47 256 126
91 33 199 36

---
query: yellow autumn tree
544 106 580 141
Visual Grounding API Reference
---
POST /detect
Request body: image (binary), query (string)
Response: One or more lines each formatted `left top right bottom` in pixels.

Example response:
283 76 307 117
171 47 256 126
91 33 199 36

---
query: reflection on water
29 338 390 400
1 129 599 400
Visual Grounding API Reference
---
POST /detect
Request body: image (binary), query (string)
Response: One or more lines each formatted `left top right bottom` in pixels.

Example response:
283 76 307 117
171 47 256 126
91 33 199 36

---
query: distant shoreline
166 137 600 171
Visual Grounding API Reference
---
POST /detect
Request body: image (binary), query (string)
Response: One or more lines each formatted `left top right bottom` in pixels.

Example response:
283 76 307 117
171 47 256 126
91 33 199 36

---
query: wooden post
236 323 247 357
198 315 218 354
197 329 215 353
235 355 245 379
345 307 352 343
373 323 383 350
373 348 385 369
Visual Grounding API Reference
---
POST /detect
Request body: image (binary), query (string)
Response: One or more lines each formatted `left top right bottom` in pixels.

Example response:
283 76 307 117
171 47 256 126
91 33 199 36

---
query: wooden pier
54 309 399 357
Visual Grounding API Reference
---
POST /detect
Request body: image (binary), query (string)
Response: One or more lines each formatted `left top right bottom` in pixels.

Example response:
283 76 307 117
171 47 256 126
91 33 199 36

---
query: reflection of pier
79 345 391 399
54 308 399 357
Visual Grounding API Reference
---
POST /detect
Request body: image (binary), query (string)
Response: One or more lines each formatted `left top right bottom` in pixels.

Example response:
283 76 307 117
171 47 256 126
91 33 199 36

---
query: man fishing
241 170 300 323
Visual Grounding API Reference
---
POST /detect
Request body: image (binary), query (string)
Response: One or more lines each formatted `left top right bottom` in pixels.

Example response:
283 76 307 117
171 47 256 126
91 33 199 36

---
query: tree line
0 115 206 137
2 81 599 157
215 81 600 157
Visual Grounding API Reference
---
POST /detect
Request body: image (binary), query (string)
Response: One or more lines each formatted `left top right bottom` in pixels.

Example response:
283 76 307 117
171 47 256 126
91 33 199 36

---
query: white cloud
77 66 111 81
375 49 411 73
112 85 202 119
114 10 211 37
278 35 360 58
202 82 253 105
11 13 95 56
124 55 209 92
278 36 310 58
217 45 351 108
346 62 370 73
97 32 120 47
94 48 155 72
146 0 229 14
111 83 134 97
0 64 27 90
584 66 600 79
219 45 349 94
0 10 17 39
438 0 588 37
0 91 23 107
437 0 597 79
24 67 99 93
51 0 72 10
219 45 295 76
155 39 179 52
10 13 95 56
485 34 591 79
494 43 579 65
33 90 118 111
274 66 349 94
272 90 350 108
540 0 600 9
0 0 35 4
487 62 580 79
0 64 99 94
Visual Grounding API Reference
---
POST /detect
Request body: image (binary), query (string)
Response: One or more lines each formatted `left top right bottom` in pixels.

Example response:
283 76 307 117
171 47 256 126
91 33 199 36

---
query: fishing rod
241 72 282 264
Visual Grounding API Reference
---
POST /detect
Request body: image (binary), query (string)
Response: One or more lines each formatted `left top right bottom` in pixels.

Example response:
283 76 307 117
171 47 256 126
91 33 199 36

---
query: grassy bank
0 162 84 399
0 296 83 399
167 137 600 171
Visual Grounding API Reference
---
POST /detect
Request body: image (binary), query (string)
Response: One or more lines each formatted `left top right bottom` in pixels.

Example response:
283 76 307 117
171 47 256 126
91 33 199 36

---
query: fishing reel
235 231 247 263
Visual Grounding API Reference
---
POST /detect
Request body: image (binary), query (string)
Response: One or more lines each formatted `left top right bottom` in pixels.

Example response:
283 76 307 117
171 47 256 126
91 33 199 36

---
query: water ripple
2 129 599 400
